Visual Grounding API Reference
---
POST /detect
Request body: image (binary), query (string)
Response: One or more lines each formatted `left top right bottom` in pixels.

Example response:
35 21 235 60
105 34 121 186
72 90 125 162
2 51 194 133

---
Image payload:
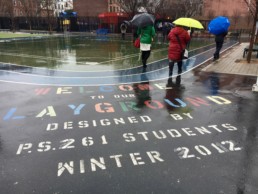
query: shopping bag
134 38 140 48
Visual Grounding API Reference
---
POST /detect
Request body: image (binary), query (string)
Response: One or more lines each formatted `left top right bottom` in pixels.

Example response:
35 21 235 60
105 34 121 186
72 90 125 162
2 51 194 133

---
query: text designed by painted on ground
44 114 193 132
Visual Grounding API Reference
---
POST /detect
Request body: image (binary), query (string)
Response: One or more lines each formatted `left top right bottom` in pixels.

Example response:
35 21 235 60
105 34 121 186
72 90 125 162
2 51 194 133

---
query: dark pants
169 60 182 76
214 41 223 60
122 33 125 40
142 51 151 68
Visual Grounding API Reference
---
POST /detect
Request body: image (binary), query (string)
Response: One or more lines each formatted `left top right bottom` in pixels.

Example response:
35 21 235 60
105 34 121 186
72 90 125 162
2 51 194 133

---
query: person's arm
167 29 173 41
137 28 141 37
151 26 156 41
184 30 191 44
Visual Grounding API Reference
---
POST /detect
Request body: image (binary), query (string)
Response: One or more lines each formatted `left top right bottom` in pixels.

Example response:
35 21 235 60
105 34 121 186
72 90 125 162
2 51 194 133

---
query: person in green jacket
137 25 156 68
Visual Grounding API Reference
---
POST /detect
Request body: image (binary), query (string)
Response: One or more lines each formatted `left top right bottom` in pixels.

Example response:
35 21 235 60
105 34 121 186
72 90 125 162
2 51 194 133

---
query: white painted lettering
222 123 237 131
113 118 125 125
140 115 152 122
137 132 149 140
208 125 222 132
167 129 182 138
206 96 231 105
78 121 89 128
46 123 58 131
100 119 111 126
194 127 211 135
170 114 183 120
130 153 145 165
146 151 164 163
183 113 193 119
152 130 167 139
181 128 196 136
58 161 74 176
110 155 123 167
91 158 106 171
128 117 138 123
123 133 136 142
16 143 33 155
64 121 73 129
56 87 72 94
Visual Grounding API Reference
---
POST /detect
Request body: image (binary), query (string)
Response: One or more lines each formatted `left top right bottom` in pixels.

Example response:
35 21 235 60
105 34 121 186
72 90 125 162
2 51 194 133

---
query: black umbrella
129 13 155 28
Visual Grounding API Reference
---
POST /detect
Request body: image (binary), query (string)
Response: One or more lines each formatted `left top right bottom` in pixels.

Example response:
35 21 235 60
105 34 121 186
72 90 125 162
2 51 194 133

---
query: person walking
213 31 227 61
120 23 127 40
137 24 156 68
167 25 190 76
162 22 169 42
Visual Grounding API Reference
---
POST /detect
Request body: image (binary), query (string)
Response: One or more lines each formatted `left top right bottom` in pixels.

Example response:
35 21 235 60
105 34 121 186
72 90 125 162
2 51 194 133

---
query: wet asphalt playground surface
0 38 258 194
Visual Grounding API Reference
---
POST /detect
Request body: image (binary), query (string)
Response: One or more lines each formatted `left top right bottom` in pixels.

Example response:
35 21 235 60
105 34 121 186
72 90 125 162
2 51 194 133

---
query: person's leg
214 42 219 60
169 60 174 76
214 42 223 60
177 60 183 74
142 50 151 68
216 42 223 59
142 51 147 68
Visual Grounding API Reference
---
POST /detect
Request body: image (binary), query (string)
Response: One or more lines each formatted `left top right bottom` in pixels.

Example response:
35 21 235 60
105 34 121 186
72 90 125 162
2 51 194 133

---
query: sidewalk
202 42 258 76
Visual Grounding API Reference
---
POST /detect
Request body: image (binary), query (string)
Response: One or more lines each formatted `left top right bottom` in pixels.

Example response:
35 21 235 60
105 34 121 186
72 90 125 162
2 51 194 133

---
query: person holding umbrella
129 13 156 69
137 25 156 68
167 25 191 76
208 16 230 61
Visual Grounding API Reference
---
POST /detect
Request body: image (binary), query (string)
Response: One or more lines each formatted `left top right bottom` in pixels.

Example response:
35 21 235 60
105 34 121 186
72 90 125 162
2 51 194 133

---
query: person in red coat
168 25 191 76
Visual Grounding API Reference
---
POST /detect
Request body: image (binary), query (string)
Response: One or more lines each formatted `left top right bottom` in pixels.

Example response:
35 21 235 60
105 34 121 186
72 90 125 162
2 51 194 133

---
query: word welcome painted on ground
3 83 231 121
2 83 240 178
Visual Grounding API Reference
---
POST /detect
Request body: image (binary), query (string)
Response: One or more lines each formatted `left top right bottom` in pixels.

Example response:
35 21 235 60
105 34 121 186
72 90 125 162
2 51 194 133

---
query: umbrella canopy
173 18 204 29
165 22 174 28
129 13 155 28
208 16 230 35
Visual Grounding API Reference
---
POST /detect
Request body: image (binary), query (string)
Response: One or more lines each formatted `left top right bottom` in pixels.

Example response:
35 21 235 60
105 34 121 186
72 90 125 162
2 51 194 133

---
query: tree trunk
247 2 258 63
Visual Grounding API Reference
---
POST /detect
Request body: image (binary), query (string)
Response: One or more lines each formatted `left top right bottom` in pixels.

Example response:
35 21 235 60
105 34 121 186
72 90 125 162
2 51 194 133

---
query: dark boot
176 75 181 86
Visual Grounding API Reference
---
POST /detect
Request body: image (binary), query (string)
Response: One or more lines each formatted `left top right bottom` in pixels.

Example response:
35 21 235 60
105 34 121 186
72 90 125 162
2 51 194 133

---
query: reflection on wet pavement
0 37 257 194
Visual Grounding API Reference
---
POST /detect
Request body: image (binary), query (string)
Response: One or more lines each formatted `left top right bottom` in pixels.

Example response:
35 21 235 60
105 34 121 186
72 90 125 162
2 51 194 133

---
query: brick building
203 0 252 29
73 0 108 17
73 0 127 33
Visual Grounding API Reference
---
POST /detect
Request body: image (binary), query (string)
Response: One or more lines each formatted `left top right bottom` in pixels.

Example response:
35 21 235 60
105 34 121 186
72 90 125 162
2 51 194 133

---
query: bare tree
117 0 140 19
232 9 241 29
221 10 228 17
2 0 16 31
40 0 55 33
207 10 215 20
175 0 204 18
154 0 174 19
243 0 258 63
0 0 3 15
246 12 253 27
19 0 41 31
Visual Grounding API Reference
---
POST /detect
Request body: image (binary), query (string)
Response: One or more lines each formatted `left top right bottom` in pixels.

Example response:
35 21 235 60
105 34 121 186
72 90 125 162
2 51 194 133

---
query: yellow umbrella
173 18 204 29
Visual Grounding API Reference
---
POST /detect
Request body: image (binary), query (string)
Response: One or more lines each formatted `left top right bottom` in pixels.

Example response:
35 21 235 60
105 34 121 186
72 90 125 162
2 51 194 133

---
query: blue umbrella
208 16 230 35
